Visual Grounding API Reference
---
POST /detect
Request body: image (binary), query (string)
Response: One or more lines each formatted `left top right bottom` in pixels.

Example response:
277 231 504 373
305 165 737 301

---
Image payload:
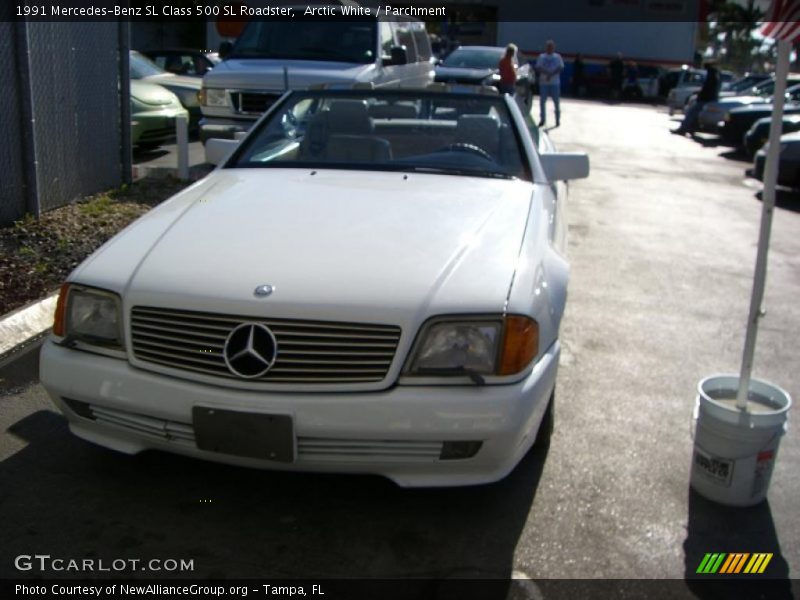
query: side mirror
205 138 239 166
539 152 590 182
387 46 408 66
219 41 233 59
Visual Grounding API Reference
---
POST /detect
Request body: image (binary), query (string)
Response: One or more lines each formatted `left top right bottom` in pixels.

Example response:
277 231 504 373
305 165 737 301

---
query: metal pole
736 38 791 410
176 114 189 181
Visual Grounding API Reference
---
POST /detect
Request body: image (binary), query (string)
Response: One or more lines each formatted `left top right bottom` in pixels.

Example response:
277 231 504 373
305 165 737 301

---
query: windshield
129 51 167 79
229 91 530 181
230 21 376 64
441 48 505 70
753 79 775 96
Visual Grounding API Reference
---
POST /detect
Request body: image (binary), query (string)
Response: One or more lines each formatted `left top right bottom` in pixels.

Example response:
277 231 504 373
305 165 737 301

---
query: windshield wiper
399 165 513 180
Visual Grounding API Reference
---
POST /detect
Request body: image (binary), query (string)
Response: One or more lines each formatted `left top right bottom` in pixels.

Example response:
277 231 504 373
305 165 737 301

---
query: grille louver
130 306 401 384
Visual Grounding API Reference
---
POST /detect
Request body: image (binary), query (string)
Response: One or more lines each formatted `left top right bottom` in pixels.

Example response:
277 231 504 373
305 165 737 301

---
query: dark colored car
142 48 221 77
434 45 532 104
719 84 800 147
752 131 800 189
743 114 800 157
727 73 772 95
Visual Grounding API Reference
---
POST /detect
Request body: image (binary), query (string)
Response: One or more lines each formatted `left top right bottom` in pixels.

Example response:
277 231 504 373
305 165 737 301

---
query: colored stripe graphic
719 554 735 574
697 552 774 574
721 553 749 574
697 553 726 574
744 553 774 574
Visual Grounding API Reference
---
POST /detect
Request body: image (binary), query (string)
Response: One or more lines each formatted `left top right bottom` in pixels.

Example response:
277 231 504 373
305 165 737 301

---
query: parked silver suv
199 17 434 142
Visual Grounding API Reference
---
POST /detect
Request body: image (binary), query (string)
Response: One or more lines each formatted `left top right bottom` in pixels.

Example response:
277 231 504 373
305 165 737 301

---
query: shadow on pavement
0 346 41 393
755 189 800 214
717 149 750 163
0 397 548 588
683 488 795 599
132 147 170 164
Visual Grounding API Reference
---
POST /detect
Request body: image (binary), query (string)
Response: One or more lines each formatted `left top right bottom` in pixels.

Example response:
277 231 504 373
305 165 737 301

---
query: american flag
761 0 800 42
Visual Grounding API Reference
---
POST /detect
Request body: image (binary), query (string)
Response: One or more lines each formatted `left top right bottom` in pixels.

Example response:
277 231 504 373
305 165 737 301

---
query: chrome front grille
130 306 401 383
231 91 282 115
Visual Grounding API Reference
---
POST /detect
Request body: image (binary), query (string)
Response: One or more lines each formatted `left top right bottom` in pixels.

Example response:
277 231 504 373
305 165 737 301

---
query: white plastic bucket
690 374 791 507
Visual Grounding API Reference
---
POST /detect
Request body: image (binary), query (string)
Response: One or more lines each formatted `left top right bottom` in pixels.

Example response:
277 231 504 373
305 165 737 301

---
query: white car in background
697 78 800 132
40 87 589 487
666 66 734 115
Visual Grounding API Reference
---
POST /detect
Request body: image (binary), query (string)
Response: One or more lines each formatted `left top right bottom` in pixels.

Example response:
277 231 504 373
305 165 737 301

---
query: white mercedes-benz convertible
40 88 589 487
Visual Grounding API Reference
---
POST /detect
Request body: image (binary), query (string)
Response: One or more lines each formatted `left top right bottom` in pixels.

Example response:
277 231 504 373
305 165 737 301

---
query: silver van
199 17 434 142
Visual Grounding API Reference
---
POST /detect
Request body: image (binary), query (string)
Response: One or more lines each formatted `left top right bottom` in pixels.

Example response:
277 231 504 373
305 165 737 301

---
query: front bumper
752 151 800 188
719 121 744 144
40 340 560 487
131 107 188 146
698 112 722 132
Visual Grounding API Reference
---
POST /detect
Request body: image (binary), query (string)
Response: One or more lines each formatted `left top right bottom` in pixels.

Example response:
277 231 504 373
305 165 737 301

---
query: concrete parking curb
0 292 58 367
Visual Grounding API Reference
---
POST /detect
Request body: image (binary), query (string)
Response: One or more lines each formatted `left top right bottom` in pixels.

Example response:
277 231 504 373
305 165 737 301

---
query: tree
707 0 766 73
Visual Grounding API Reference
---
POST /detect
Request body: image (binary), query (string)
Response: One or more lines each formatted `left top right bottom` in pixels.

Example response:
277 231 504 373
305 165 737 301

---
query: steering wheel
436 142 494 161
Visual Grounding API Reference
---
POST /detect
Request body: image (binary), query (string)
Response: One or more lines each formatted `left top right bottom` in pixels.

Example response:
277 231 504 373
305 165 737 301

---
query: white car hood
204 60 375 90
142 73 201 91
75 169 534 326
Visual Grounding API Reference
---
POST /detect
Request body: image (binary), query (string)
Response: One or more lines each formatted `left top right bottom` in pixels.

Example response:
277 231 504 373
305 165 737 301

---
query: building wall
498 22 698 65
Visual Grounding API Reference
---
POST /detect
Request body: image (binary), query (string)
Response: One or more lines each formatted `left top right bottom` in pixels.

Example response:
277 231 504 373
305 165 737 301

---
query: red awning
761 0 800 42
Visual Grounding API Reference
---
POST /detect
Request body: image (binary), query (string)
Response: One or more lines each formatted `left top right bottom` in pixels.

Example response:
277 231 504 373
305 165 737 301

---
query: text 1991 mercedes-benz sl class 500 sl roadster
40 87 589 487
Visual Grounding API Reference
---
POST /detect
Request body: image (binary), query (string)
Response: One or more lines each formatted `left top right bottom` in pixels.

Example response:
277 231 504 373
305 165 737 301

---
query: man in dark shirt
609 52 624 99
672 61 720 136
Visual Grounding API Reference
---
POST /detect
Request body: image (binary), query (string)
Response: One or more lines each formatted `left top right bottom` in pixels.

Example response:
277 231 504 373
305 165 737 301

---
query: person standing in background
609 52 624 100
534 39 564 127
498 43 518 95
624 61 639 99
672 60 720 136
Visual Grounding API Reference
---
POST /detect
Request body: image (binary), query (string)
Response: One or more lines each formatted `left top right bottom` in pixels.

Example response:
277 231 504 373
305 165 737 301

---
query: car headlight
200 87 228 107
405 315 539 380
54 284 123 350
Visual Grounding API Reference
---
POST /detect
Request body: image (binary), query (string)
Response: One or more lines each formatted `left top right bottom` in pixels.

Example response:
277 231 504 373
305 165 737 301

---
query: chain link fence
0 21 129 226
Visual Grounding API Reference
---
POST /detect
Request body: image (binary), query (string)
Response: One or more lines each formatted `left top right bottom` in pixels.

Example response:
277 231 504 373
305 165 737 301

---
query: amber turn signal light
498 315 539 375
52 283 70 336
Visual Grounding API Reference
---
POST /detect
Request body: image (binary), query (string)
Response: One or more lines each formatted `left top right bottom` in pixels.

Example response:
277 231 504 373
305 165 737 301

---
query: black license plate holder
193 407 295 463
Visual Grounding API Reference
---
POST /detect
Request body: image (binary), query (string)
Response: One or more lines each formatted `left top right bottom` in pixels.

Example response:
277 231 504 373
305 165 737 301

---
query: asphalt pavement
1 99 798 596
